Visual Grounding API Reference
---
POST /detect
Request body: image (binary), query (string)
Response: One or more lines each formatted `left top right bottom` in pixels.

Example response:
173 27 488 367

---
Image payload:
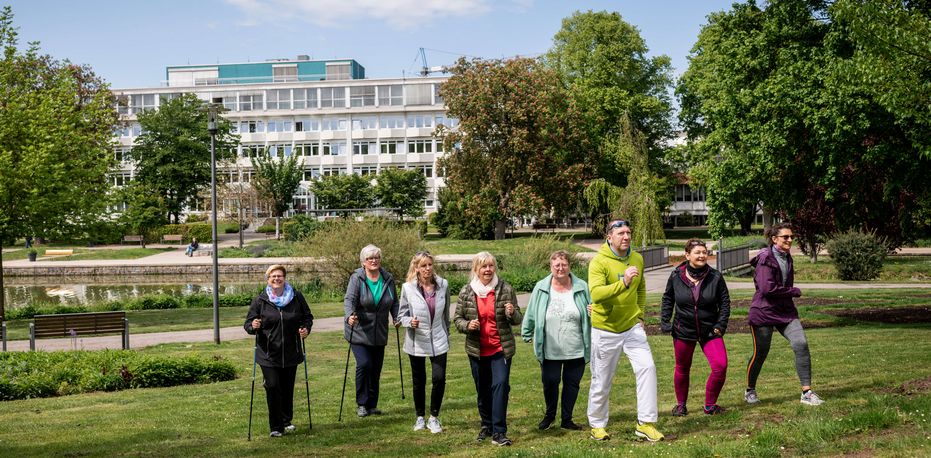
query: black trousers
352 343 385 409
469 352 511 435
409 353 447 417
540 358 585 423
260 364 297 433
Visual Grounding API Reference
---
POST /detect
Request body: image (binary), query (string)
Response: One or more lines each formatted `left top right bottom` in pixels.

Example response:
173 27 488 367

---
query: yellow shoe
590 427 610 441
635 422 664 442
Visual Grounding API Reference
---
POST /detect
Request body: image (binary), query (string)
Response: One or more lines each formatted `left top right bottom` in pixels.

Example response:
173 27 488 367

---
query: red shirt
477 291 502 357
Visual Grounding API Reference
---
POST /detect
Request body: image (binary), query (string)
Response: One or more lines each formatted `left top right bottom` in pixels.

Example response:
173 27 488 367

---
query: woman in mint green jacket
521 250 591 431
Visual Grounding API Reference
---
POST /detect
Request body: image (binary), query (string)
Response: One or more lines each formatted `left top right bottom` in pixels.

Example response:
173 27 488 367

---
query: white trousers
587 323 658 427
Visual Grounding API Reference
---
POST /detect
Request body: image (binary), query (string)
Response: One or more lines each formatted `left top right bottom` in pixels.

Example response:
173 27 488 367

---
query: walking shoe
590 427 610 441
427 416 443 434
269 431 283 438
491 433 512 446
368 408 383 415
283 424 296 433
635 422 665 442
357 406 369 417
745 389 761 404
413 416 426 431
672 403 688 416
560 420 583 431
703 405 726 415
538 415 555 430
476 426 491 442
800 390 824 406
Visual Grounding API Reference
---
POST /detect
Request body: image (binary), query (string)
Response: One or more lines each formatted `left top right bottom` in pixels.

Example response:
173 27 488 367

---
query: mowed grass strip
0 324 929 457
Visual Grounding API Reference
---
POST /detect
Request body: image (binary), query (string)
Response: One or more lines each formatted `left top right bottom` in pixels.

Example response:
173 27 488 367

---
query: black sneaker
491 433 512 446
476 426 491 442
357 406 369 417
703 404 726 415
560 420 583 430
368 408 383 415
538 416 555 430
672 403 688 416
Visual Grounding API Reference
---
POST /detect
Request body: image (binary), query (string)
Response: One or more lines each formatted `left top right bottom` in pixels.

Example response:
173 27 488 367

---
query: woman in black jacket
345 244 400 418
660 239 730 416
245 264 314 437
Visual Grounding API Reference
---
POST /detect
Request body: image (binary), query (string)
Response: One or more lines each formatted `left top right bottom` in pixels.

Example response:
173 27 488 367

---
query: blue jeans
351 344 385 409
469 352 511 434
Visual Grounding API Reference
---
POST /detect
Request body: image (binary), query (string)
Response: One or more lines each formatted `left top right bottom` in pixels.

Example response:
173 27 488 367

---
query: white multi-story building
113 56 453 220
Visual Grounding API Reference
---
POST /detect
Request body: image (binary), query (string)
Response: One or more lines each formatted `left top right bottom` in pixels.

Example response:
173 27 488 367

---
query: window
302 167 320 181
114 147 131 163
295 118 320 132
269 143 292 157
132 124 143 137
111 172 132 187
241 144 265 158
326 63 351 80
115 96 129 115
323 141 345 156
418 165 433 178
267 89 292 110
433 84 443 105
408 139 433 153
239 93 264 111
273 65 298 83
322 167 346 176
377 85 403 106
379 115 404 129
674 185 705 202
380 140 402 155
355 166 378 176
212 93 237 111
350 86 375 107
267 119 293 133
404 84 432 105
130 94 156 114
351 116 377 130
159 93 183 104
320 87 345 108
434 115 459 128
295 143 319 156
293 88 317 109
240 120 264 133
321 118 346 131
407 115 434 128
352 141 375 155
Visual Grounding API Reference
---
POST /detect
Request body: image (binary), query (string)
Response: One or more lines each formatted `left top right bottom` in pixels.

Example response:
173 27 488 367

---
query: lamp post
208 104 220 345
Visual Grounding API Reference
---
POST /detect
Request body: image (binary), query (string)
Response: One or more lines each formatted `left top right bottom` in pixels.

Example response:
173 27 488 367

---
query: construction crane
419 48 448 76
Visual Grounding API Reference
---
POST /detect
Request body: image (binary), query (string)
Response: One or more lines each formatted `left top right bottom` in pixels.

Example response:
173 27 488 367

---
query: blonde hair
406 251 436 283
549 250 570 264
265 264 287 278
469 251 497 280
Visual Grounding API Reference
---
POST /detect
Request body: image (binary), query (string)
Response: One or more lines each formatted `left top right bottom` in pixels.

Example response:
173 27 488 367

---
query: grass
1 319 928 456
43 247 173 261
785 256 931 283
219 240 294 258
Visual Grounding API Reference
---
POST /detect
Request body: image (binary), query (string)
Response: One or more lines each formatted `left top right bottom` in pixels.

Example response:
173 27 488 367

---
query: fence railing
640 245 669 270
716 243 752 272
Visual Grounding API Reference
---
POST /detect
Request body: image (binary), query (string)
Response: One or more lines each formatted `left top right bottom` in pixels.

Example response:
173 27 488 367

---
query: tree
373 168 427 220
131 93 237 224
310 174 375 215
251 151 303 238
118 182 167 248
439 57 590 239
0 6 120 319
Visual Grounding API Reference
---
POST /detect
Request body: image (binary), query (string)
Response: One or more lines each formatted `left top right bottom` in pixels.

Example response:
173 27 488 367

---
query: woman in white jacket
399 250 451 433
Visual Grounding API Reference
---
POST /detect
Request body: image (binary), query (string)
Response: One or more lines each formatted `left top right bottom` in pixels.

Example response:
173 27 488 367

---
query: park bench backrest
33 311 127 338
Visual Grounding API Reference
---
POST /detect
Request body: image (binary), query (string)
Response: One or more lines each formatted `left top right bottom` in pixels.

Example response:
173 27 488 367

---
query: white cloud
226 0 502 28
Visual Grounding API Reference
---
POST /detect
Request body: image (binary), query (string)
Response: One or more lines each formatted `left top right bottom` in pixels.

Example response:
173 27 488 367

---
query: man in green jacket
586 220 663 442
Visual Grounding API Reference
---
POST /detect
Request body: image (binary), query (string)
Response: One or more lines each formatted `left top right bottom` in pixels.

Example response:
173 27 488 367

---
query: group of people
243 220 824 444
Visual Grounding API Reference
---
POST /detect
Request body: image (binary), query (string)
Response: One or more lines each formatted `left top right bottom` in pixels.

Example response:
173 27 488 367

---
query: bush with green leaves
255 225 276 233
0 350 236 400
283 214 322 241
825 230 888 281
146 223 214 243
293 219 424 289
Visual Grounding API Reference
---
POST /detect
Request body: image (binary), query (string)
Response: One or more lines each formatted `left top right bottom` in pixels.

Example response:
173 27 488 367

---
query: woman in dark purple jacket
745 223 824 406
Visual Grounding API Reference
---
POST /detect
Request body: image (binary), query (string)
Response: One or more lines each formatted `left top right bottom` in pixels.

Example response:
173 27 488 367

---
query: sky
6 0 737 89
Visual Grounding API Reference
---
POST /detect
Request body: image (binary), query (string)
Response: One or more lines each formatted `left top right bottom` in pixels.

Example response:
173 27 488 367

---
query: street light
207 104 220 345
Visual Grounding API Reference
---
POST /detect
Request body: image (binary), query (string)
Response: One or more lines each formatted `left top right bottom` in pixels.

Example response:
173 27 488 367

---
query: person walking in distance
586 220 663 442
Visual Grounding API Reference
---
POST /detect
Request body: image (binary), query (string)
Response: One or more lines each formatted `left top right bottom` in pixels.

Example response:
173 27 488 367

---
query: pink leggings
673 337 728 407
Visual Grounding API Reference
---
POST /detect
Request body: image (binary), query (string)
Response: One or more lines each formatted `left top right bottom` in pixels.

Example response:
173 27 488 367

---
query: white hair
359 244 382 264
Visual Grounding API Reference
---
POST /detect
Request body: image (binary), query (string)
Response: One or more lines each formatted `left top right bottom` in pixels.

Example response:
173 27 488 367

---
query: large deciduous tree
131 93 237 224
0 6 120 319
373 168 427 221
439 57 590 240
310 174 375 215
252 151 303 238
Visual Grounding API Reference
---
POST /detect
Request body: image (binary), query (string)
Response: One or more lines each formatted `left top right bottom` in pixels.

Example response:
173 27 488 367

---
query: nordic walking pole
338 313 356 422
300 332 312 431
247 344 257 441
396 324 405 400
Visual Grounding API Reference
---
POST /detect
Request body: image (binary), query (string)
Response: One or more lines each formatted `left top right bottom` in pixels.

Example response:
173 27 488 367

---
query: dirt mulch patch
823 306 931 324
880 375 931 396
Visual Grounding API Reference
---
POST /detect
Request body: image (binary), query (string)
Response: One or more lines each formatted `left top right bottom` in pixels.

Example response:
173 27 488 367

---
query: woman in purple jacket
745 223 824 406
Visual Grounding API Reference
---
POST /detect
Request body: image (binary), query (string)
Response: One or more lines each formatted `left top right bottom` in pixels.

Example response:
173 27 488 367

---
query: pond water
1 273 318 309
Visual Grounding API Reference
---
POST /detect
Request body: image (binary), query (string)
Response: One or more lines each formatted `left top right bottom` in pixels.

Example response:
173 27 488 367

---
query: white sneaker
413 416 426 431
427 416 443 433
800 390 824 406
283 424 296 433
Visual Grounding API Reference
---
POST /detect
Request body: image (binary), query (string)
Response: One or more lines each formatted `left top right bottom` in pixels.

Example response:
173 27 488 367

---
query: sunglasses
776 235 794 240
608 220 629 229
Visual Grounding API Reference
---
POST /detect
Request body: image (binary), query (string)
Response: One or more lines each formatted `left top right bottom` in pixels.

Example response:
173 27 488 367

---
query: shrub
126 295 180 311
256 225 276 233
185 213 207 223
825 230 888 281
283 215 322 241
293 219 424 289
147 223 213 243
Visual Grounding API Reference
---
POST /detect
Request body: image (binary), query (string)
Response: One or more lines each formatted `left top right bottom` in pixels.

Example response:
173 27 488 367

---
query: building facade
113 57 453 221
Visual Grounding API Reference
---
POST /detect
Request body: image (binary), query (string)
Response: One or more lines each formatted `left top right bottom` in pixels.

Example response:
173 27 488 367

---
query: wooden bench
122 235 144 245
44 249 74 257
29 311 129 351
532 222 558 231
162 234 183 244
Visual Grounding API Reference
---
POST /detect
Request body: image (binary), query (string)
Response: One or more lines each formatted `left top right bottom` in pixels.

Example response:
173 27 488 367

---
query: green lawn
775 256 931 283
219 240 294 258
43 247 173 261
1 321 928 456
